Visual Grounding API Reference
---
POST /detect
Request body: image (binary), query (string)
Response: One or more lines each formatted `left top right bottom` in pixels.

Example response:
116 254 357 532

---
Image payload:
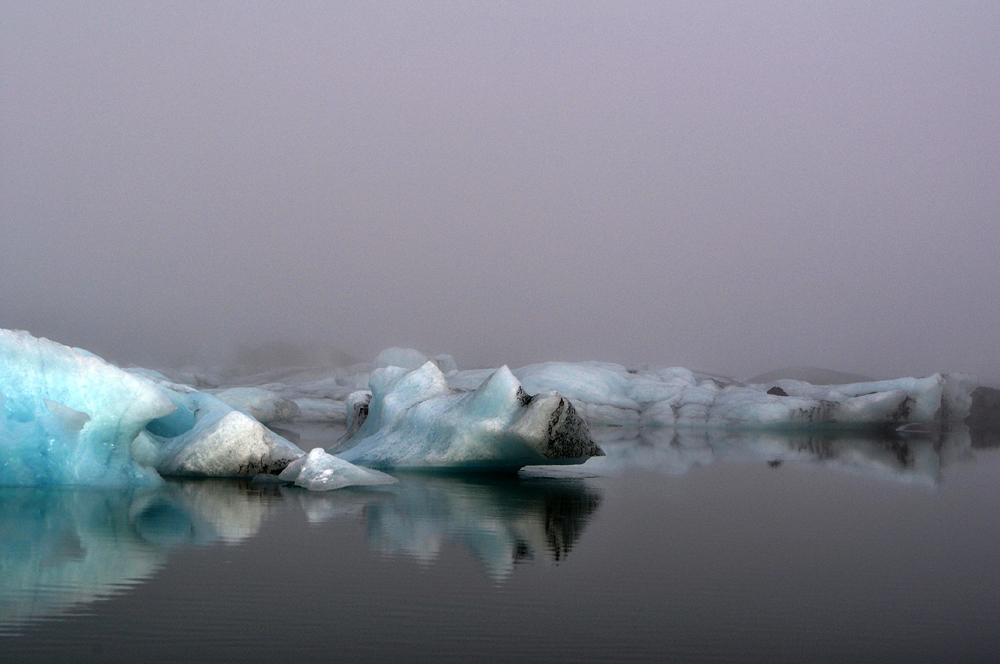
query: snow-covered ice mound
336 362 605 471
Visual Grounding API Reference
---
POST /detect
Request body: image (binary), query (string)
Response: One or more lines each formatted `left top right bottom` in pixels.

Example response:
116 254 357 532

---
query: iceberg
207 387 301 424
336 362 605 470
1 330 306 486
3 328 984 486
480 360 976 432
1 330 174 487
124 370 304 478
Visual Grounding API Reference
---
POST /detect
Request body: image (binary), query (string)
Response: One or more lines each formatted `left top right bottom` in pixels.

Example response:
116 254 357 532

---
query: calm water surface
3 429 999 663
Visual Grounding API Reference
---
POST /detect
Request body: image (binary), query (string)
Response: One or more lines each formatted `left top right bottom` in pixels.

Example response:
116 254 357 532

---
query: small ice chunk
278 448 396 491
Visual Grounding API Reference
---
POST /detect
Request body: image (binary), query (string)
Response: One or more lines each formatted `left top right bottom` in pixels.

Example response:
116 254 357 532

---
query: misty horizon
3 2 998 383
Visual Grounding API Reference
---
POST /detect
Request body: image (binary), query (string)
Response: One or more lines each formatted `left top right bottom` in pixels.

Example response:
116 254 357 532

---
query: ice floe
336 362 604 470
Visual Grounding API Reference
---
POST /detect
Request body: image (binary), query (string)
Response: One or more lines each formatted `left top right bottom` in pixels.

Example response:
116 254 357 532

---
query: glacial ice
1 330 174 487
461 361 975 432
1 330 308 486
208 387 301 424
292 398 347 424
127 370 304 478
336 362 605 470
277 447 397 491
1 327 987 487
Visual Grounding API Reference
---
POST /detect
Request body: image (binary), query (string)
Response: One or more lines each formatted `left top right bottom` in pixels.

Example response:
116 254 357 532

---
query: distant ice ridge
205 387 301 424
449 362 977 433
152 346 983 438
336 362 605 470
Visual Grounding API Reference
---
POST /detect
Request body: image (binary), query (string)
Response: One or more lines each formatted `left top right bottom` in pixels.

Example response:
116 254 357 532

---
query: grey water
3 429 1000 664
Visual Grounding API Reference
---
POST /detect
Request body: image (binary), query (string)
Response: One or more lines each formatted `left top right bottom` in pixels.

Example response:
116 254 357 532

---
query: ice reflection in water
314 475 602 578
1 425 987 635
526 424 978 487
0 474 602 631
0 480 283 634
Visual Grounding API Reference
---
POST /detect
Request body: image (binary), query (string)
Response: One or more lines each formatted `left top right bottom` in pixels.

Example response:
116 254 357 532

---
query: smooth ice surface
1 330 174 487
337 362 603 470
1 330 305 486
277 447 396 491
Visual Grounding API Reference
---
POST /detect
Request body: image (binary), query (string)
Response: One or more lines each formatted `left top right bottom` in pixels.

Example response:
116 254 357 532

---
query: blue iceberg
1 330 175 487
1 330 604 486
336 362 605 470
1 330 304 486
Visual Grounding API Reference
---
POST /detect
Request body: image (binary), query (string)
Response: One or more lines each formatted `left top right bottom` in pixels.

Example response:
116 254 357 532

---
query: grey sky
2 1 998 381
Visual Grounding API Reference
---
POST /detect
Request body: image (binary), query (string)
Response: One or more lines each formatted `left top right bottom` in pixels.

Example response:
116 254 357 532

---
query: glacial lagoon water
3 428 1000 664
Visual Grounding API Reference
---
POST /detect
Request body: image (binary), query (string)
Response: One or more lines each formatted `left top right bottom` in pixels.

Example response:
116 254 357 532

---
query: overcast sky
2 1 998 380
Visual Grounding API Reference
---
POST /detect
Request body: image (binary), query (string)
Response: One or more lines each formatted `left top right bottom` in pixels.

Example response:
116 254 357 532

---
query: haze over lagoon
5 6 1000 660
2 2 998 383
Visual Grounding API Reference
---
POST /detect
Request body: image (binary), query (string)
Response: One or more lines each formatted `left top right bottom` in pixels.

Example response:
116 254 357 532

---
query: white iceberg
125 371 304 478
207 387 301 424
501 360 975 431
277 447 396 491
